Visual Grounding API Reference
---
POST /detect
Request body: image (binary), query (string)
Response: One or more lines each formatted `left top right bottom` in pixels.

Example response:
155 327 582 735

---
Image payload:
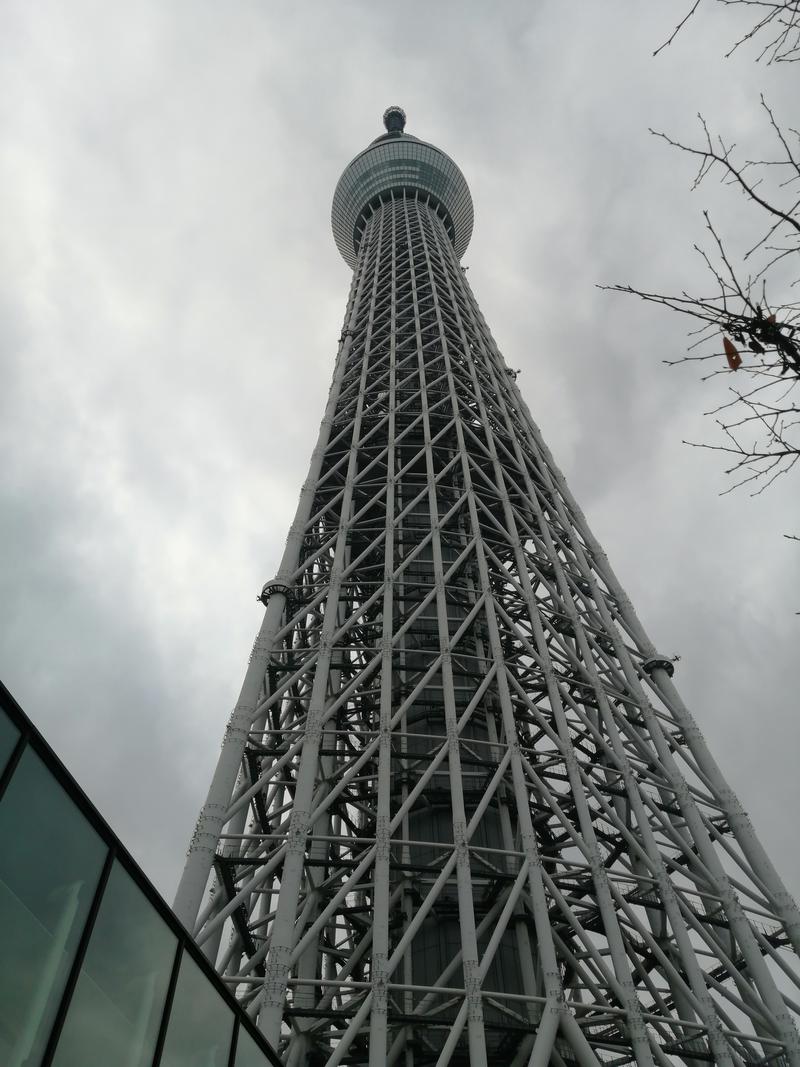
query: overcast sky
1 1 798 906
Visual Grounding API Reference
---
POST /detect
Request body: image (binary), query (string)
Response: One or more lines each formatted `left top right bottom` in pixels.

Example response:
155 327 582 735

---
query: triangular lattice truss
175 191 800 1067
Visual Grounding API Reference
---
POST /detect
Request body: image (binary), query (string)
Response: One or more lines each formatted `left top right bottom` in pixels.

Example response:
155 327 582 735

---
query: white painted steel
176 118 800 1066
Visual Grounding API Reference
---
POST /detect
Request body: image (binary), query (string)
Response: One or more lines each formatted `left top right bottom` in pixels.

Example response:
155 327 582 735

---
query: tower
174 108 800 1066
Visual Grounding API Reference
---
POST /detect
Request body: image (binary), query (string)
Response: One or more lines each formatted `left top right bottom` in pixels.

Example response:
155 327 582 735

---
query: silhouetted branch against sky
604 92 800 493
617 0 800 506
656 0 800 63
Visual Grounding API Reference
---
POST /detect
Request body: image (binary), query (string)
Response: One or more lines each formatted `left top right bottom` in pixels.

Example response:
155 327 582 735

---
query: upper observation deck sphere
331 108 474 269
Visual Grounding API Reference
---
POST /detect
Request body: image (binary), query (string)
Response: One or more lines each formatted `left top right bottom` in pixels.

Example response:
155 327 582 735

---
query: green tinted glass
0 707 20 778
0 747 107 1067
51 860 178 1067
159 952 234 1067
235 1024 269 1067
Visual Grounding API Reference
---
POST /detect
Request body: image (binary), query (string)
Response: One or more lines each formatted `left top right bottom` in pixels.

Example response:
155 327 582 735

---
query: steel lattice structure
174 109 800 1067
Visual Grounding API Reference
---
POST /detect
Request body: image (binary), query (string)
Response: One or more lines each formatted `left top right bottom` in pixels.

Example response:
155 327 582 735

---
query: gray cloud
1 0 797 905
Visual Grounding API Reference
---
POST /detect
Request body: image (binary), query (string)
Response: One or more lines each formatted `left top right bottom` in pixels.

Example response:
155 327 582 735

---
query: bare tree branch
602 102 800 495
654 0 703 56
656 1 800 63
650 109 800 238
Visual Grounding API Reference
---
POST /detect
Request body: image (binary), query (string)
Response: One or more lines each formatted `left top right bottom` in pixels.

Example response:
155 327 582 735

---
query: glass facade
331 133 473 268
0 681 281 1067
159 952 234 1067
234 1026 270 1067
0 747 107 1067
0 707 18 774
51 861 177 1067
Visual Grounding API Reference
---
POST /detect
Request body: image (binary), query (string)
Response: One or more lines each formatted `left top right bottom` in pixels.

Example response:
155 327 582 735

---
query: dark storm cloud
1 0 797 903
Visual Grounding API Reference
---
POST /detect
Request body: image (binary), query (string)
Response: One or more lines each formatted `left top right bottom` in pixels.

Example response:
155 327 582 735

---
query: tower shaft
175 116 800 1067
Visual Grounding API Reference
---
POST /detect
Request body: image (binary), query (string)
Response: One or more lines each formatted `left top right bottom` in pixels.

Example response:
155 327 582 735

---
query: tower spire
382 104 406 133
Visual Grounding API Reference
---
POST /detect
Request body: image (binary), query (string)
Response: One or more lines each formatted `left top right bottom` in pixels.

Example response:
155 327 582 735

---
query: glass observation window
50 859 178 1067
0 746 108 1067
332 136 473 268
159 951 235 1067
0 706 19 777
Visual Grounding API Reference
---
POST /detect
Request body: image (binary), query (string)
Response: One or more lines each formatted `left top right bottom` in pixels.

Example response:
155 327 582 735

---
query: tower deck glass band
331 106 473 268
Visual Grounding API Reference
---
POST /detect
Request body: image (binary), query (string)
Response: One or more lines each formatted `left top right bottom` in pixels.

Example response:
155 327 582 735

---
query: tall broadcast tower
174 109 800 1067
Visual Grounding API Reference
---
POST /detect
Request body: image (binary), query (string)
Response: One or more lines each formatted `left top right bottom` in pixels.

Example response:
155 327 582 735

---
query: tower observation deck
175 109 800 1067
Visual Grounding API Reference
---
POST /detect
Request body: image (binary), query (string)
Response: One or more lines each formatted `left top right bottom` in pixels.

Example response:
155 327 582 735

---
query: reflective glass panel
0 707 20 778
0 747 107 1067
235 1024 269 1067
159 952 234 1067
51 860 177 1067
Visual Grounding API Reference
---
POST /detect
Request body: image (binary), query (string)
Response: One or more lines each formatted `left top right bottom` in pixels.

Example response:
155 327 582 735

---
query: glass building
0 679 282 1067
